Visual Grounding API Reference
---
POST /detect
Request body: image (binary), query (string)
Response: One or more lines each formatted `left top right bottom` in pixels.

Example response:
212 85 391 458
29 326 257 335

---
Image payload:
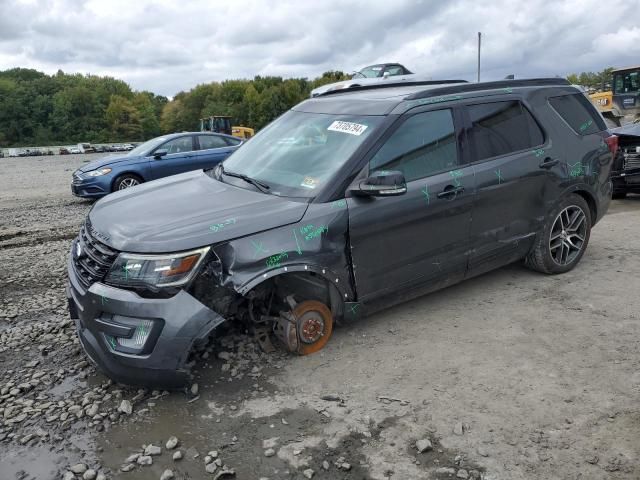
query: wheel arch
111 171 145 191
238 265 351 321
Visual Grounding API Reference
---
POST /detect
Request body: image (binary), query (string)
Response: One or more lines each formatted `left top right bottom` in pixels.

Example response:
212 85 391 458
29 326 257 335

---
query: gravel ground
1 154 639 480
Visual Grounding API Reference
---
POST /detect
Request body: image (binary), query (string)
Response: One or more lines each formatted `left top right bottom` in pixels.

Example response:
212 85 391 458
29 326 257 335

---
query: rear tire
113 174 142 192
525 194 591 274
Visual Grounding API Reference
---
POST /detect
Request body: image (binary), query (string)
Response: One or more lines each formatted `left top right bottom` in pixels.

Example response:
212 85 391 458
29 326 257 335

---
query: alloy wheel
549 205 587 266
118 178 139 190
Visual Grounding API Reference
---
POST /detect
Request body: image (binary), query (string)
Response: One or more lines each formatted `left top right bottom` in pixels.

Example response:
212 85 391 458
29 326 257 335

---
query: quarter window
548 93 606 136
467 101 544 161
370 109 458 182
198 135 228 150
160 136 194 155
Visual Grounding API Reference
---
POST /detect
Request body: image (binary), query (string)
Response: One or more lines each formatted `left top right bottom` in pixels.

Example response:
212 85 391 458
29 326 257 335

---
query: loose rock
160 469 174 480
118 400 133 415
303 468 315 479
416 438 433 453
166 436 179 449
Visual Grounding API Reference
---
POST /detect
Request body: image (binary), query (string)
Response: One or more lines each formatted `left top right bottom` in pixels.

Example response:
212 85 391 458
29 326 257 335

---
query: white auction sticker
327 121 368 136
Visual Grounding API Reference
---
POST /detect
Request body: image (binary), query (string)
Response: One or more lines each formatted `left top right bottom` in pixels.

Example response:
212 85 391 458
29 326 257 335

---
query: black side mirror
153 149 168 159
351 170 407 197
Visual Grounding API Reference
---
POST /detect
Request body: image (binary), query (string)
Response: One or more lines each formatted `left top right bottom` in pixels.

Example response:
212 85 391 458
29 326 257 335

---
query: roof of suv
294 78 572 116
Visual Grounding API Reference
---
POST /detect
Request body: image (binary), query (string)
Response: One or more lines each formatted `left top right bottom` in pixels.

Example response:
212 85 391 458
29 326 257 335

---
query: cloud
0 0 637 96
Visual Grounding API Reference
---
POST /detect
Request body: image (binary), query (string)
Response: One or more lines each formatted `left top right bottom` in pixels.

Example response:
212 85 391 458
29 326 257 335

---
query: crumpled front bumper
66 255 225 388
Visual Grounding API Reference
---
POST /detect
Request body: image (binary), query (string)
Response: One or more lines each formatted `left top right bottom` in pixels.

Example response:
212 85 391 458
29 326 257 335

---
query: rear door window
370 109 458 181
466 101 544 161
198 135 228 150
548 93 606 135
160 136 194 155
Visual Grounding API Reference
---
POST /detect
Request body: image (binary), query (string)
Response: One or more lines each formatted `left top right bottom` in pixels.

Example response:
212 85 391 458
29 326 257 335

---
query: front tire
113 174 142 192
525 194 591 274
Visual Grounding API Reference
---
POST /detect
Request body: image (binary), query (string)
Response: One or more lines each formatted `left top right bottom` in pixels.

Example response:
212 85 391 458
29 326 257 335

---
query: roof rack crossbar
405 78 571 100
317 79 468 97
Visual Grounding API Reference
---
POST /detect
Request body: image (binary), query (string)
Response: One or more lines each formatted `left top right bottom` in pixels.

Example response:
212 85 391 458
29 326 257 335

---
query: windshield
127 136 168 156
220 110 383 197
358 66 383 78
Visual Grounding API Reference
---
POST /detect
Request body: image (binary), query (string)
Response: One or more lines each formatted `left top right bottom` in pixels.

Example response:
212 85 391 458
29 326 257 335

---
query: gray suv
67 78 616 387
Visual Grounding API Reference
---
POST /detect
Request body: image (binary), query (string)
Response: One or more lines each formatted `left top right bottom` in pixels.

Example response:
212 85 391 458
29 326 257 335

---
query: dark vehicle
70 132 243 198
610 122 640 198
67 78 616 387
60 147 71 155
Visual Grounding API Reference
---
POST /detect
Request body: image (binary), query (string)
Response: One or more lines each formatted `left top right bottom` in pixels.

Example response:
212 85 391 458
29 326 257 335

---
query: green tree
105 95 142 140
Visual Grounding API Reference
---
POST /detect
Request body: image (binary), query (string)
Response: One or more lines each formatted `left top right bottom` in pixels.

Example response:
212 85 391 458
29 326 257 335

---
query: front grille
623 146 640 170
72 220 119 288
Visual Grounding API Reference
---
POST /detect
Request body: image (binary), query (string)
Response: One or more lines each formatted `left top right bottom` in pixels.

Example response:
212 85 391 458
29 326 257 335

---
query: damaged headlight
105 247 210 288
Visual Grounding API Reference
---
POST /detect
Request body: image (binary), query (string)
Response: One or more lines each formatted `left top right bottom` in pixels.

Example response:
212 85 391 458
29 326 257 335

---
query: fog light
104 317 156 354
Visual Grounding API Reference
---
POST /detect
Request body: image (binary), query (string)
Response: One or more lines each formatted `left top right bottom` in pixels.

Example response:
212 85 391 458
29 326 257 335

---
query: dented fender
211 199 356 302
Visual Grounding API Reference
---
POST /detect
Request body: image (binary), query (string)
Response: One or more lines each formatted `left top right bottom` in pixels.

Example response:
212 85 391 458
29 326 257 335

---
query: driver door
347 108 475 301
149 135 196 179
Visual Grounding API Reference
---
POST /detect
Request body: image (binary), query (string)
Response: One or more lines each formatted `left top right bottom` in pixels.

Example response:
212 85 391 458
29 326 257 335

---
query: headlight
86 168 112 177
105 247 210 288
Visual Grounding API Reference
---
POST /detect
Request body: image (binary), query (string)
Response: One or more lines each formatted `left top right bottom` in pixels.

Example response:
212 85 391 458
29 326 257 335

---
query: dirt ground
1 154 639 480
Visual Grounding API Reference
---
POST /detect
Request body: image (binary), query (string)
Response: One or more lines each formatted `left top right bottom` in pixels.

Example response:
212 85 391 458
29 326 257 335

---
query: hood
78 154 138 172
88 170 309 253
612 123 640 138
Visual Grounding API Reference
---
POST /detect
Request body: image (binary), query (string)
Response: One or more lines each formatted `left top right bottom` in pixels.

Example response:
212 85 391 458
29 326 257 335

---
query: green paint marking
421 185 430 205
107 336 117 350
209 217 237 232
100 295 108 306
495 169 504 184
568 162 584 177
266 251 288 268
292 228 302 255
449 170 463 187
330 199 347 209
579 119 593 132
533 148 546 158
349 304 359 315
122 261 129 281
504 87 513 94
301 224 328 241
251 240 268 258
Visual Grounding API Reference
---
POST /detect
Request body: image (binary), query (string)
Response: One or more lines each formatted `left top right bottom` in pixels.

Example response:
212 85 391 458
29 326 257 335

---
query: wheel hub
298 312 325 344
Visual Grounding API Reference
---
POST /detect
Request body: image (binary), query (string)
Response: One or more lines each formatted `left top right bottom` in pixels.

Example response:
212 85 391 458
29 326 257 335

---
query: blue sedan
71 132 243 198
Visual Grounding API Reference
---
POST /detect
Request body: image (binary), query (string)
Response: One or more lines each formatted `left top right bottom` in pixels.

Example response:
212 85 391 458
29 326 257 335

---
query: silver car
310 63 423 97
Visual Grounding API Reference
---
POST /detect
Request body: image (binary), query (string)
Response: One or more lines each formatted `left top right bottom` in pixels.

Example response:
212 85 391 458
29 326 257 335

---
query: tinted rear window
548 93 606 135
467 101 545 161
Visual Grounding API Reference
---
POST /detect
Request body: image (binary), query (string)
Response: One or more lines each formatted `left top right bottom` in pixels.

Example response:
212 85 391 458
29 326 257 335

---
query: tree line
1 66 615 148
566 67 615 91
0 68 348 148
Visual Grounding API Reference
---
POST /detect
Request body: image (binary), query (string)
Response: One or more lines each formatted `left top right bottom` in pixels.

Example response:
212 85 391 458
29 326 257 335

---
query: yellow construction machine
200 116 255 140
588 66 640 126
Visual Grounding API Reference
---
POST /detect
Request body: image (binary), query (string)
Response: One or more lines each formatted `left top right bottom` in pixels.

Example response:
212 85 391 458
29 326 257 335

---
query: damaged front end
67 201 357 388
611 124 640 197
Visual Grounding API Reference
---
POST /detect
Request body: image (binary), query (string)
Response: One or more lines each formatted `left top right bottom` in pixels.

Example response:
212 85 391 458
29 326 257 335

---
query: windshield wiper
218 164 270 194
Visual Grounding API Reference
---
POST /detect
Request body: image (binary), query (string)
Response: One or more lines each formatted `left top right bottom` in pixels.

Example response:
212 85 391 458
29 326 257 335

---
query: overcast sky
0 0 638 97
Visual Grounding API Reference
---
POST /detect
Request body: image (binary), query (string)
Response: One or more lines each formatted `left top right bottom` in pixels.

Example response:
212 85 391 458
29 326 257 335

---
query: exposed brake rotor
273 299 333 355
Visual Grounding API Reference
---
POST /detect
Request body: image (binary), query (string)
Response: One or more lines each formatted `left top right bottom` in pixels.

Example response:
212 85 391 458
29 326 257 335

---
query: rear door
347 107 475 301
464 98 564 276
149 135 197 179
193 135 237 169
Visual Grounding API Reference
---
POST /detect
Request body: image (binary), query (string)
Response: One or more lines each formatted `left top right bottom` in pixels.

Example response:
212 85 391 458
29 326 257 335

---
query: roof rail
405 78 571 100
317 79 468 97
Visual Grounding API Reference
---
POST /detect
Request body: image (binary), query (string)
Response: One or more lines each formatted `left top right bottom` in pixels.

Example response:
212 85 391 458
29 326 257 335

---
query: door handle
539 157 559 169
437 185 465 199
